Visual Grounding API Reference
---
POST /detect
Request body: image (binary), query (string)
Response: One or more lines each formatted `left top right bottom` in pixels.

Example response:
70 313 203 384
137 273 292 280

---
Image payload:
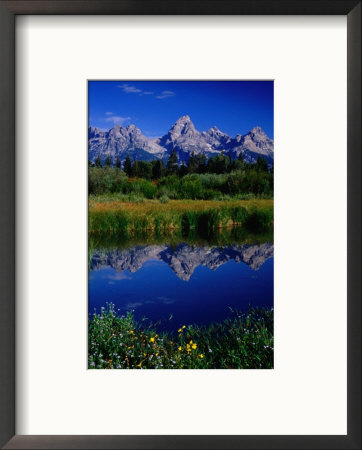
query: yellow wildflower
156 353 159 357
189 340 193 345
143 353 147 357
199 354 204 359
192 343 197 350
137 362 142 368
178 346 182 351
178 328 182 333
182 325 186 329
129 330 134 334
150 337 155 343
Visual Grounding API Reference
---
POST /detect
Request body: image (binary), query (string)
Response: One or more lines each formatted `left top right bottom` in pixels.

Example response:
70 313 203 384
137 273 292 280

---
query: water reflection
90 242 274 282
88 238 274 331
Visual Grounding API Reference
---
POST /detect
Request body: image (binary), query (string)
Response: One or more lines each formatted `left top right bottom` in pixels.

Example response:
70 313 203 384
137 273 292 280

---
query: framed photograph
88 80 274 371
0 1 360 449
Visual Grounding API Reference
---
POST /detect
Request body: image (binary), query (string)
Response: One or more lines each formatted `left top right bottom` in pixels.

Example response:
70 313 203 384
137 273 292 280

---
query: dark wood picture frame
0 1 360 449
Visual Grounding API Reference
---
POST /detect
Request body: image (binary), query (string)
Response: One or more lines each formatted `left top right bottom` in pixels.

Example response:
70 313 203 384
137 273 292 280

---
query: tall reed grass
89 199 273 236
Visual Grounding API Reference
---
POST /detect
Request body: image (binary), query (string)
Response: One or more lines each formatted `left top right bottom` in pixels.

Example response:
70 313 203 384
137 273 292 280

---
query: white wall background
16 16 347 435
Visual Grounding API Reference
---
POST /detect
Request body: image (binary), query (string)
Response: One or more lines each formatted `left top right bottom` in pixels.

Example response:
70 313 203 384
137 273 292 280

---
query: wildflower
156 353 159 357
178 328 182 333
178 346 182 351
199 354 204 359
182 325 186 329
144 353 147 357
137 362 142 368
150 337 155 343
192 343 197 350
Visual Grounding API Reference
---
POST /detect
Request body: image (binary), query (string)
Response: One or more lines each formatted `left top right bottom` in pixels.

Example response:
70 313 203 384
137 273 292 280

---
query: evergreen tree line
91 149 272 179
89 150 273 198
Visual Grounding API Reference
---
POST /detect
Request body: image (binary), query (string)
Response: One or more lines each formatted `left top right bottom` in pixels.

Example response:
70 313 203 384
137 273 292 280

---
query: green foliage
187 151 198 173
131 179 157 199
95 155 102 167
178 162 188 177
88 167 128 195
152 159 165 179
89 167 273 199
104 154 112 167
88 198 273 236
89 304 274 369
131 160 152 179
207 153 231 174
88 157 273 199
166 148 178 175
159 194 170 204
179 174 203 199
123 154 132 176
244 207 273 232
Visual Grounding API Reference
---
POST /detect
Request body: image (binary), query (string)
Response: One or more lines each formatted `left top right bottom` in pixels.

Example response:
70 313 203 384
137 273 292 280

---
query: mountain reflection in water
90 243 273 282
89 240 273 331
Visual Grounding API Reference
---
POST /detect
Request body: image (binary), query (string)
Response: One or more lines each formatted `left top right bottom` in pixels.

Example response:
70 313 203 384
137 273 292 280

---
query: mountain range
88 115 274 166
90 242 274 282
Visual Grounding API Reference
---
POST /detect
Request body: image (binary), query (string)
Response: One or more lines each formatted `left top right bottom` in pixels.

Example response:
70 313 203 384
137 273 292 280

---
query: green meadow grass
88 303 273 369
88 198 273 237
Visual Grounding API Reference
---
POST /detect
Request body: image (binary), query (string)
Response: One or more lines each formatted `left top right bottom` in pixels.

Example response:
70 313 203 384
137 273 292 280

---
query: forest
89 151 274 200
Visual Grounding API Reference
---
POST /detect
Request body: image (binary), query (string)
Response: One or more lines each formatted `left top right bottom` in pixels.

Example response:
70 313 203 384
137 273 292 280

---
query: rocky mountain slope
89 115 274 165
88 124 166 162
90 242 274 282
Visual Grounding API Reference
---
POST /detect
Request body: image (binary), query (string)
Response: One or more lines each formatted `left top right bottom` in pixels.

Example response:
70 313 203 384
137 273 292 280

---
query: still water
89 240 274 332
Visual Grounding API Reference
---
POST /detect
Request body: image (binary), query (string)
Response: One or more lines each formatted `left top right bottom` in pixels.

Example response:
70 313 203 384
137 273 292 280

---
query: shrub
159 195 170 204
137 179 157 199
89 167 128 195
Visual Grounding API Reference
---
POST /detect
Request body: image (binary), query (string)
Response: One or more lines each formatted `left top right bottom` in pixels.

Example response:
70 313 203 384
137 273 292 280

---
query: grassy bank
88 304 273 369
89 198 273 236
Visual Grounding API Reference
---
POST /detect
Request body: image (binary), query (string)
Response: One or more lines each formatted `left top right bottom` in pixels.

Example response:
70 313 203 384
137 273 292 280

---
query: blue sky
88 81 274 139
